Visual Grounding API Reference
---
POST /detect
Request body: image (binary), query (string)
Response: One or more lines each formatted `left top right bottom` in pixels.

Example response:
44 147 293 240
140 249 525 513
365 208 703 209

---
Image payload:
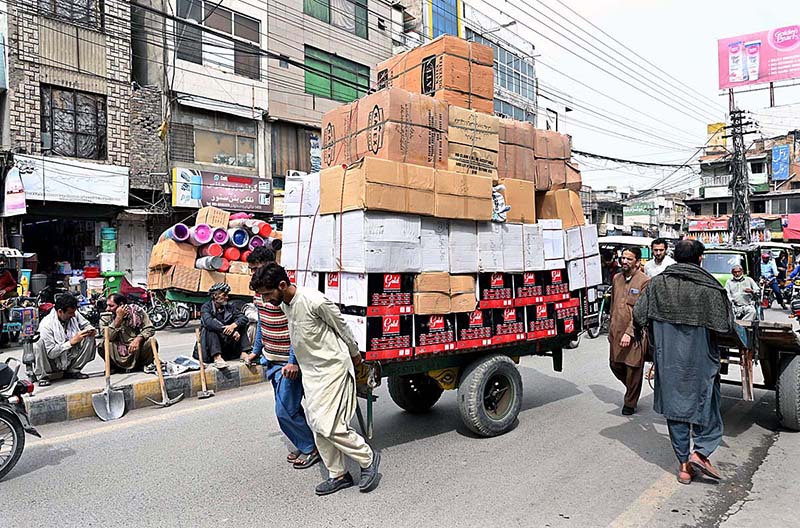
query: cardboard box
539 269 571 297
567 255 603 291
449 221 478 274
450 292 478 313
165 265 201 292
502 223 524 272
281 213 336 271
513 272 544 302
149 239 197 270
492 307 526 340
321 89 448 169
478 272 514 307
565 162 582 192
500 178 536 224
413 293 451 315
414 314 457 355
376 36 494 113
536 189 585 229
284 173 321 217
565 225 599 261
326 272 414 314
147 268 170 290
414 272 451 293
199 270 226 292
434 170 493 220
342 313 414 361
447 142 498 180
523 224 546 271
226 273 252 297
227 261 249 275
498 119 536 182
320 158 435 216
450 274 476 294
286 270 324 291
534 129 571 160
337 211 421 273
535 159 567 190
448 106 499 151
477 222 503 272
545 259 567 271
553 296 581 321
434 193 493 221
455 309 493 346
420 217 449 272
195 206 230 228
526 304 558 340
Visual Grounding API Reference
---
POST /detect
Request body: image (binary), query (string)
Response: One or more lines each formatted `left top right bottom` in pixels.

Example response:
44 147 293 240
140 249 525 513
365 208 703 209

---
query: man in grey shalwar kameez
633 239 735 485
251 264 381 496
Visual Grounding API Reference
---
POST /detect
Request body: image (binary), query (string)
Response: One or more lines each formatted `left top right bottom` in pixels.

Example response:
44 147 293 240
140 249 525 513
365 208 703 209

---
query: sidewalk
0 322 269 425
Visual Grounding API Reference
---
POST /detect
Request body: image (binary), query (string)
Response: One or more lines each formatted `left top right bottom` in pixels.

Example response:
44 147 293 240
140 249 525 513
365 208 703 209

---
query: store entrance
22 216 109 276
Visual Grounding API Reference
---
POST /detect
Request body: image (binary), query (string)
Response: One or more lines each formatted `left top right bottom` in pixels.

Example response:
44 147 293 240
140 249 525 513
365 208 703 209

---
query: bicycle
587 285 612 339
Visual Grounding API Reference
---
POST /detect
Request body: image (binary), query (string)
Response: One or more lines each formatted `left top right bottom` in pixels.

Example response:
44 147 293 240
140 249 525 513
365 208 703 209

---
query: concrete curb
26 364 268 426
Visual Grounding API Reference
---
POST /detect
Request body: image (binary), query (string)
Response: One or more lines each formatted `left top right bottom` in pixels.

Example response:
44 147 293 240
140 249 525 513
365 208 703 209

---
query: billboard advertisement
172 167 272 213
772 144 791 181
718 25 800 89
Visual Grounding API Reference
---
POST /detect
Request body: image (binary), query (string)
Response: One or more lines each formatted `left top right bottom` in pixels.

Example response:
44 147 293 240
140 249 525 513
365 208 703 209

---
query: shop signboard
772 144 791 181
718 25 800 90
1 167 26 217
689 219 729 232
172 167 272 213
15 154 129 206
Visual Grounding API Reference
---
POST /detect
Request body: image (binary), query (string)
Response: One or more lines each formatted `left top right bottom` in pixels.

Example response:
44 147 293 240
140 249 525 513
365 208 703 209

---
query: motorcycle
77 293 104 328
0 357 40 480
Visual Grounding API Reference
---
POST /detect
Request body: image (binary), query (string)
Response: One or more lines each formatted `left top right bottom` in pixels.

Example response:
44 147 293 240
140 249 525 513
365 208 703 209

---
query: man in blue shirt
760 252 786 310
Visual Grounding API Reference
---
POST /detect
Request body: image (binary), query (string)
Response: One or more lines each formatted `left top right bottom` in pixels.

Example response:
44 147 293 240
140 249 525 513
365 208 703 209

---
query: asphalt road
2 332 795 527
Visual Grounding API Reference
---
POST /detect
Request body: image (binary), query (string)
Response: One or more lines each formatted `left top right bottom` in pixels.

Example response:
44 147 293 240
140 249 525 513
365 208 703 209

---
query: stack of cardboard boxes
287 35 599 361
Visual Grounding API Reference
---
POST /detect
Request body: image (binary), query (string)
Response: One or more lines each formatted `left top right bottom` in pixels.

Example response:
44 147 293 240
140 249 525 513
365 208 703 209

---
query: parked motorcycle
0 357 40 480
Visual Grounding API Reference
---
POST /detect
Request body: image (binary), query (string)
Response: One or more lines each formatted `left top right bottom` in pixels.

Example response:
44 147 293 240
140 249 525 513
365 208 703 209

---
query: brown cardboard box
226 273 253 297
535 189 585 229
450 292 477 313
448 106 499 151
321 88 448 169
434 193 492 221
149 239 197 270
228 261 250 275
165 265 201 292
320 158 435 215
376 36 494 113
199 270 226 292
534 130 571 160
499 118 536 149
413 293 451 315
434 170 493 198
499 143 536 182
535 159 568 190
565 162 582 191
450 274 476 294
195 206 231 228
147 268 170 290
414 272 451 293
447 143 498 179
500 178 536 224
433 169 493 220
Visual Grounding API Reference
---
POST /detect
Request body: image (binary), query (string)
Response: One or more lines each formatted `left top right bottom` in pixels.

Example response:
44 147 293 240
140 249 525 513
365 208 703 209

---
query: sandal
293 451 322 470
286 449 301 463
64 372 89 380
38 379 51 387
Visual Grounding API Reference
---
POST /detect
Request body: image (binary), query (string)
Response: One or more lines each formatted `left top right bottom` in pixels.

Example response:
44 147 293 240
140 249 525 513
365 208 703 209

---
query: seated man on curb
34 293 97 386
195 282 252 369
99 293 156 372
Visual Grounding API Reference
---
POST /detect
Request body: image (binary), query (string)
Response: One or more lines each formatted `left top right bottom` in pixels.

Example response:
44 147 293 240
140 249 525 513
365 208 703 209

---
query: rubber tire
149 306 169 331
457 354 522 437
587 326 601 339
776 354 800 431
0 408 25 481
388 374 444 414
169 305 191 329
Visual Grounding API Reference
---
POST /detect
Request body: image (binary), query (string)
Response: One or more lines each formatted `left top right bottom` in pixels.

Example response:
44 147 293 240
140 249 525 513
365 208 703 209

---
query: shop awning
784 214 800 241
177 94 263 121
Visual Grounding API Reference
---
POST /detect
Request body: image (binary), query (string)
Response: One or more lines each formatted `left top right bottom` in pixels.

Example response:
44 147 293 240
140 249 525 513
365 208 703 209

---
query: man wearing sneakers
251 263 381 496
246 247 320 470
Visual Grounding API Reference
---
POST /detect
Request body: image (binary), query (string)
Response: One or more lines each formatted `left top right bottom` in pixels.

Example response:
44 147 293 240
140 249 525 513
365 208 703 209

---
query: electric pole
726 109 757 245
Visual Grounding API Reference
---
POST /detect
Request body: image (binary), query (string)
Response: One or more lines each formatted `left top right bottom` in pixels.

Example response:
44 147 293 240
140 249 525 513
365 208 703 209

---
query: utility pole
726 108 757 245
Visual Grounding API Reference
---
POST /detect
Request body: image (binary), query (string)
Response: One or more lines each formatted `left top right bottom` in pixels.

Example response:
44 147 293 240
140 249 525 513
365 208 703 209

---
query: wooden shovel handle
151 338 168 400
104 326 111 380
195 328 208 392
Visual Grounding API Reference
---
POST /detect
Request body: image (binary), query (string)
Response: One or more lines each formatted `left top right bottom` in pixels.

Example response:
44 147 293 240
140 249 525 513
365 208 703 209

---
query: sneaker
359 450 382 492
315 474 354 496
214 357 228 369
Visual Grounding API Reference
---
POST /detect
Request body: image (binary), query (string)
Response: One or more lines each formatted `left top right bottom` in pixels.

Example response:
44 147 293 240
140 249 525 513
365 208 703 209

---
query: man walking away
725 265 759 321
760 252 786 310
644 238 675 278
634 239 735 485
34 293 97 386
608 247 650 415
251 263 381 496
246 247 319 470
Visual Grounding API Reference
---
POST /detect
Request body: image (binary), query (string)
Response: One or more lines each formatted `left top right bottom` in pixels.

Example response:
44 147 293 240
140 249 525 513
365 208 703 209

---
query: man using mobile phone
34 293 97 386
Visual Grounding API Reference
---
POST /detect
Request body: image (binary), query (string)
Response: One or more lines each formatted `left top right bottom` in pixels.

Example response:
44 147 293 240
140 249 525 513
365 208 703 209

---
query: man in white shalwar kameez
251 264 381 496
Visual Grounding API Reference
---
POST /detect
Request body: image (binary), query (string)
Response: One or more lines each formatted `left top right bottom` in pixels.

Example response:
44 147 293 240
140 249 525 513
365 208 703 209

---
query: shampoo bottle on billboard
728 41 748 83
744 40 761 81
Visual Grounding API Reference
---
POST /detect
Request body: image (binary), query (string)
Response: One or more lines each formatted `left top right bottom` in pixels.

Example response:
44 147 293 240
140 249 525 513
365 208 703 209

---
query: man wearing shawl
634 239 735 485
251 263 382 496
99 293 156 372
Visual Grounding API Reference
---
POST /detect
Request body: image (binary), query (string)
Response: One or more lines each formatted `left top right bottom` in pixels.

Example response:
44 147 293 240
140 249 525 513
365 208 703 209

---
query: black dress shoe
622 406 635 415
315 474 354 496
359 450 382 492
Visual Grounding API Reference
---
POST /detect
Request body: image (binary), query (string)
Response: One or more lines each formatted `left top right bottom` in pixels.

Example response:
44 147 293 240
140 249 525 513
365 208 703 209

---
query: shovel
147 338 184 408
92 327 126 421
195 328 214 399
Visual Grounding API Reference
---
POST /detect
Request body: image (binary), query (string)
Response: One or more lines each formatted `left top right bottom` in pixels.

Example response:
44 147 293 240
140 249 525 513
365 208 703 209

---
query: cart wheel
388 374 443 414
587 326 601 339
566 335 581 349
458 354 522 437
777 354 800 431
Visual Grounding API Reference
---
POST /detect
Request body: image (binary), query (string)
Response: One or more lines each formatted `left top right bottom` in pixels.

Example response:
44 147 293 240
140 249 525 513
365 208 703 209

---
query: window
171 109 258 169
493 99 534 124
304 46 369 102
773 199 787 214
304 0 368 39
752 200 766 213
431 0 459 38
195 130 256 168
39 0 103 30
41 85 107 160
750 161 766 174
716 202 728 215
467 29 536 104
175 0 261 80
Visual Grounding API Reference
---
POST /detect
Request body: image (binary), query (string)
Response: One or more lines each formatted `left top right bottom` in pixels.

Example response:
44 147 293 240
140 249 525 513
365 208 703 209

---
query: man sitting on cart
725 265 759 321
195 282 252 370
99 294 156 372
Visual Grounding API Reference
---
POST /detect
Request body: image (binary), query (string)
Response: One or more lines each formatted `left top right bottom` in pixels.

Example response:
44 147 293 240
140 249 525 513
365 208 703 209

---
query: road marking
608 472 678 527
28 388 267 447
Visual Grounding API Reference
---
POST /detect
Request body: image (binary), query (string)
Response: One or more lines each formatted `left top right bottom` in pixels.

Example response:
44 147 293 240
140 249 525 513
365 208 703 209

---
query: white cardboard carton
284 173 320 217
477 222 503 272
567 255 603 290
565 225 599 261
544 259 567 270
502 223 524 272
337 211 421 273
542 228 565 260
281 214 336 271
449 221 479 274
522 224 545 271
287 270 322 290
538 218 563 230
420 217 450 272
324 272 368 306
342 314 367 352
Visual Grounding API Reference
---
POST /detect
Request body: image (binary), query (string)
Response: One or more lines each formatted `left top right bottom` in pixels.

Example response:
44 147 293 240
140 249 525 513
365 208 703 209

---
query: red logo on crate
536 304 548 319
429 315 445 331
490 273 504 288
523 272 536 286
326 272 339 288
383 274 401 291
287 270 296 282
551 270 563 283
503 308 517 322
564 319 575 333
468 310 484 327
383 315 400 335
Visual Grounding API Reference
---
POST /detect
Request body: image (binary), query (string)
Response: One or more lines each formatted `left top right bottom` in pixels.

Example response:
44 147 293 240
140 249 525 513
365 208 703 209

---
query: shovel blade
92 389 126 421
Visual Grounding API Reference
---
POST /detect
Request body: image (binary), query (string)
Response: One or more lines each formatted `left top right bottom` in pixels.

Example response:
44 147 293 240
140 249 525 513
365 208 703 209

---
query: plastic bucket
100 227 117 240
227 228 250 248
196 256 223 271
189 224 213 246
223 247 241 261
164 223 190 242
201 243 223 257
248 236 265 250
212 227 229 245
101 239 117 253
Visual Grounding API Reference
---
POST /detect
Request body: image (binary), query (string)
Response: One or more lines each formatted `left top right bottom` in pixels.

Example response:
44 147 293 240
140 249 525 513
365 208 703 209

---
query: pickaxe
147 338 184 408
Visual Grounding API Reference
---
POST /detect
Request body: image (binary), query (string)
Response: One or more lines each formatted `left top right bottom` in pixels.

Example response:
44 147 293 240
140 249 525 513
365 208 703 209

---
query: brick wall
130 85 167 189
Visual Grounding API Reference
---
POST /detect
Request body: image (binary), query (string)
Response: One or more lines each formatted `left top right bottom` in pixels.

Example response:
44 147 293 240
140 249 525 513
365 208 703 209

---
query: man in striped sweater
247 247 319 469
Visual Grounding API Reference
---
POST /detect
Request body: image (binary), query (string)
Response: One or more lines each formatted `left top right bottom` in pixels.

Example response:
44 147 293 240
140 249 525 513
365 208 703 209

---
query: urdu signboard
172 167 272 213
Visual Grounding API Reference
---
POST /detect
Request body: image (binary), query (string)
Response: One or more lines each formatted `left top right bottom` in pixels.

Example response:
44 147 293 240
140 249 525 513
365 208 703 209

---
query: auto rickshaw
701 245 761 287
